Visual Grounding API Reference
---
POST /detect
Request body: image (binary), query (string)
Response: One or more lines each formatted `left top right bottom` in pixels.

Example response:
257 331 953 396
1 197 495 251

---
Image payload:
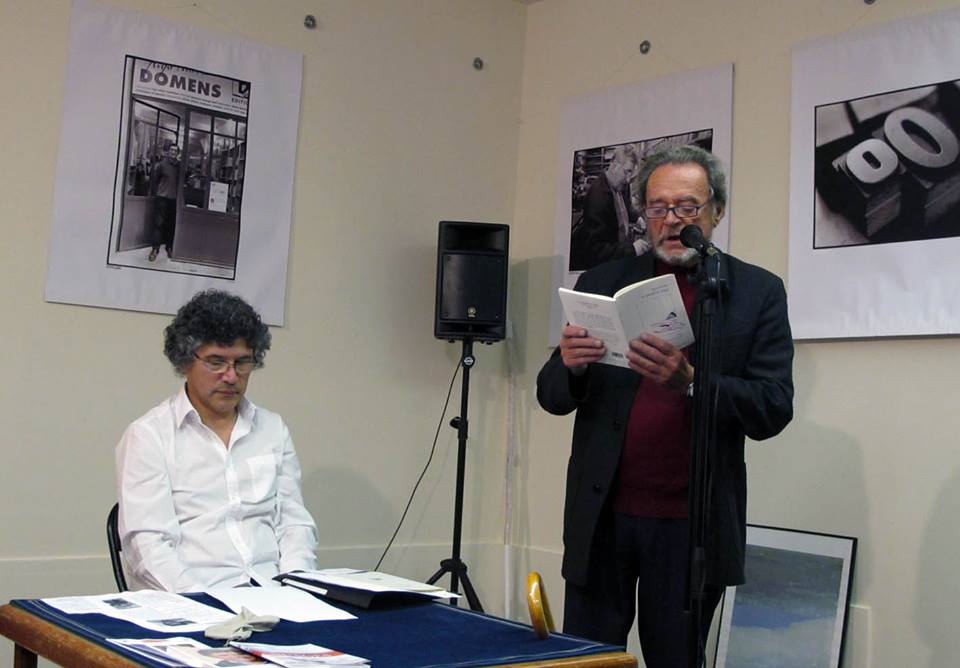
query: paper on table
206 586 356 622
108 637 256 667
107 637 191 667
164 640 268 666
291 569 458 598
230 641 368 667
43 590 233 634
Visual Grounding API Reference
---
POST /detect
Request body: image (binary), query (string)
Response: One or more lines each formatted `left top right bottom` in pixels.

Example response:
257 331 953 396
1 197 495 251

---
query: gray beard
654 245 699 267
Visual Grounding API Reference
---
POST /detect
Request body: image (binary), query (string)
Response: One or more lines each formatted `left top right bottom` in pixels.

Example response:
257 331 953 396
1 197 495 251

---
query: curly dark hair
164 289 271 374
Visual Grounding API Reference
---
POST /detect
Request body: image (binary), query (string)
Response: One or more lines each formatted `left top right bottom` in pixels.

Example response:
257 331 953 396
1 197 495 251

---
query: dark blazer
537 250 794 587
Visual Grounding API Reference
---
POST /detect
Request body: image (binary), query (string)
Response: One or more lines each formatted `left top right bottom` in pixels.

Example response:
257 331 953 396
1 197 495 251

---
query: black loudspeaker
434 221 509 341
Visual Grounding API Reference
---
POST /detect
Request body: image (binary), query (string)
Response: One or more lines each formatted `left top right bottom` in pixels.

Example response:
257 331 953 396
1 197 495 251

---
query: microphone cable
373 357 461 571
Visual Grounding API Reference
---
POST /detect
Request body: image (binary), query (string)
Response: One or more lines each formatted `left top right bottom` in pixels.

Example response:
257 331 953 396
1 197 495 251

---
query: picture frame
713 524 857 668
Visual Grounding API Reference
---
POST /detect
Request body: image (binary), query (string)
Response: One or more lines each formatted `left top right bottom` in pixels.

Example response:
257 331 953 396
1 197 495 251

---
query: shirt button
612 420 622 431
592 483 603 493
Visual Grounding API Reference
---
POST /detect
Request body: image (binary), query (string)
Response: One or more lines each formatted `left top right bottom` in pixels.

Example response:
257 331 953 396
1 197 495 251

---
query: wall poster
789 8 960 339
549 64 734 345
45 0 303 324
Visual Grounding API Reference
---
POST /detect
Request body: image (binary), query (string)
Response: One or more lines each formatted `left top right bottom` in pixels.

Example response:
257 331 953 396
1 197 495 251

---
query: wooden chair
526 571 555 639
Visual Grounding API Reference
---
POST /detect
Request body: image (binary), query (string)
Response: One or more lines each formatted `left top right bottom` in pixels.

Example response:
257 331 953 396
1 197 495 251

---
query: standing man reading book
537 145 794 667
116 290 318 592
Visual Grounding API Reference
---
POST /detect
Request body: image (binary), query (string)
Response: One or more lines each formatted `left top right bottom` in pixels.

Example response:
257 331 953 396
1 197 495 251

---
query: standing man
571 144 649 271
538 145 794 667
116 290 318 592
148 141 179 262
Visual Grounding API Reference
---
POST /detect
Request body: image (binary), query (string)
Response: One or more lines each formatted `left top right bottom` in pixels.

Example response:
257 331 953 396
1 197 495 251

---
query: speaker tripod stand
426 339 484 611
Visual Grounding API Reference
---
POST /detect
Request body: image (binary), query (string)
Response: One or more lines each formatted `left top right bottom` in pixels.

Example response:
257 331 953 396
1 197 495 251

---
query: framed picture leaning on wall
713 524 856 668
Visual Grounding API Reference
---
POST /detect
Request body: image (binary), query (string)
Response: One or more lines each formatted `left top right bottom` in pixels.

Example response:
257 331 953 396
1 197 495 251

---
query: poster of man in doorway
108 57 251 279
45 0 301 325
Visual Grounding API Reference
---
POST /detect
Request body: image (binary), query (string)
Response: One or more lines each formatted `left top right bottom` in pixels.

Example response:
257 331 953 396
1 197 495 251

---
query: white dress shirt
116 386 318 592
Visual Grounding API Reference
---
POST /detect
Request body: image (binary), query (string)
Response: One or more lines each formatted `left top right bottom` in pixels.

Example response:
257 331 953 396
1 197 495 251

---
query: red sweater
611 261 697 518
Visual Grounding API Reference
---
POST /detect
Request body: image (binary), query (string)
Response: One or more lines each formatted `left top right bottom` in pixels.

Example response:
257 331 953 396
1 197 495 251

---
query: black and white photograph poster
549 64 733 345
108 57 250 279
789 8 960 339
44 0 302 324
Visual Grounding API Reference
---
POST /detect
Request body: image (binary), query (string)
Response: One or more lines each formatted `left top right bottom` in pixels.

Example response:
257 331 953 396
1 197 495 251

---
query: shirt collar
173 384 256 429
237 394 256 423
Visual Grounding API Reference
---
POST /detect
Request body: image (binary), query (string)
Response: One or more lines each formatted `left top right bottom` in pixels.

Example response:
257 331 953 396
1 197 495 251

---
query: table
0 603 637 668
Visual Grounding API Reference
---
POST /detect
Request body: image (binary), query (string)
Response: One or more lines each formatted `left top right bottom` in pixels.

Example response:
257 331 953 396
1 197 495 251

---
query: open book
558 274 694 368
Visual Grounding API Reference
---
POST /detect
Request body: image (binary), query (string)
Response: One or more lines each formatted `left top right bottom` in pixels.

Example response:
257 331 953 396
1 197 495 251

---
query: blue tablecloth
12 595 623 667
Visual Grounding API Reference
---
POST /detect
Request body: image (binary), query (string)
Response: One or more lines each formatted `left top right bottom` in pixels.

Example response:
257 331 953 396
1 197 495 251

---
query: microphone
679 225 719 257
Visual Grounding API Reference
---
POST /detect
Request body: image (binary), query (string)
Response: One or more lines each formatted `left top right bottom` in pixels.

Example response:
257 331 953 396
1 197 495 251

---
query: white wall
0 1 524 663
509 1 960 667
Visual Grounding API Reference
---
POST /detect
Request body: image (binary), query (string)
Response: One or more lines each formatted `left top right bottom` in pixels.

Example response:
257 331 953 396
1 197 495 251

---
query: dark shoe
148 248 158 261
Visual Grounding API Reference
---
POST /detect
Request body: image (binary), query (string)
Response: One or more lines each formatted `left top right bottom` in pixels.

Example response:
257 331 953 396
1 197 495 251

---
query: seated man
116 289 318 591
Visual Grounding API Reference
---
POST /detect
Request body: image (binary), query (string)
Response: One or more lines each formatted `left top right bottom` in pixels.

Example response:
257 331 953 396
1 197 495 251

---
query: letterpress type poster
789 8 960 339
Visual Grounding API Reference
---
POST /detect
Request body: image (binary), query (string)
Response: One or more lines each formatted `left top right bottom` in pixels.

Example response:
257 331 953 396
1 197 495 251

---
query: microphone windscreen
679 225 705 250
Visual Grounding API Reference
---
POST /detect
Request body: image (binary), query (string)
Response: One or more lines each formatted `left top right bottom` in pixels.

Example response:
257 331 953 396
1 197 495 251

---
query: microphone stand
686 249 722 668
426 339 484 612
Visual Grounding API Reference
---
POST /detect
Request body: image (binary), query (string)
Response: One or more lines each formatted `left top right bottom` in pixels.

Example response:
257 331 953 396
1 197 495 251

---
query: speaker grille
439 254 505 323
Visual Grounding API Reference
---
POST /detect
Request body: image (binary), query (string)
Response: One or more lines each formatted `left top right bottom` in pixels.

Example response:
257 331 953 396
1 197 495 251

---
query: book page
557 288 630 367
615 276 694 349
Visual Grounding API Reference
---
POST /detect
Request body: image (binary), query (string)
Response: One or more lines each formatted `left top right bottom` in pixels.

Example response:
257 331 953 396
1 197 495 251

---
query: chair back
526 571 555 639
106 503 128 591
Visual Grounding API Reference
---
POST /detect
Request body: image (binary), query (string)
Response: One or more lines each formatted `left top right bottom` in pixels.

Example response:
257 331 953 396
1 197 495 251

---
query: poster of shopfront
109 57 250 278
45 0 302 324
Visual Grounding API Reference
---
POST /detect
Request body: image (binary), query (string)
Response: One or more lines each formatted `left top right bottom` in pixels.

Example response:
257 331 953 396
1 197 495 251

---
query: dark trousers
563 514 722 668
152 197 176 254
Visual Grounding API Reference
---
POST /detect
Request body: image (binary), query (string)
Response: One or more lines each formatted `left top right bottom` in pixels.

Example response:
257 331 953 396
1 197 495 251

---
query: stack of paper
109 637 265 667
110 637 369 667
276 569 458 608
231 641 368 667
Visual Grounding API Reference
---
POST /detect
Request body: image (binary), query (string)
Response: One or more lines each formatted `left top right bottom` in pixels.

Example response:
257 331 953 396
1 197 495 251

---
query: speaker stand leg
425 340 483 612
